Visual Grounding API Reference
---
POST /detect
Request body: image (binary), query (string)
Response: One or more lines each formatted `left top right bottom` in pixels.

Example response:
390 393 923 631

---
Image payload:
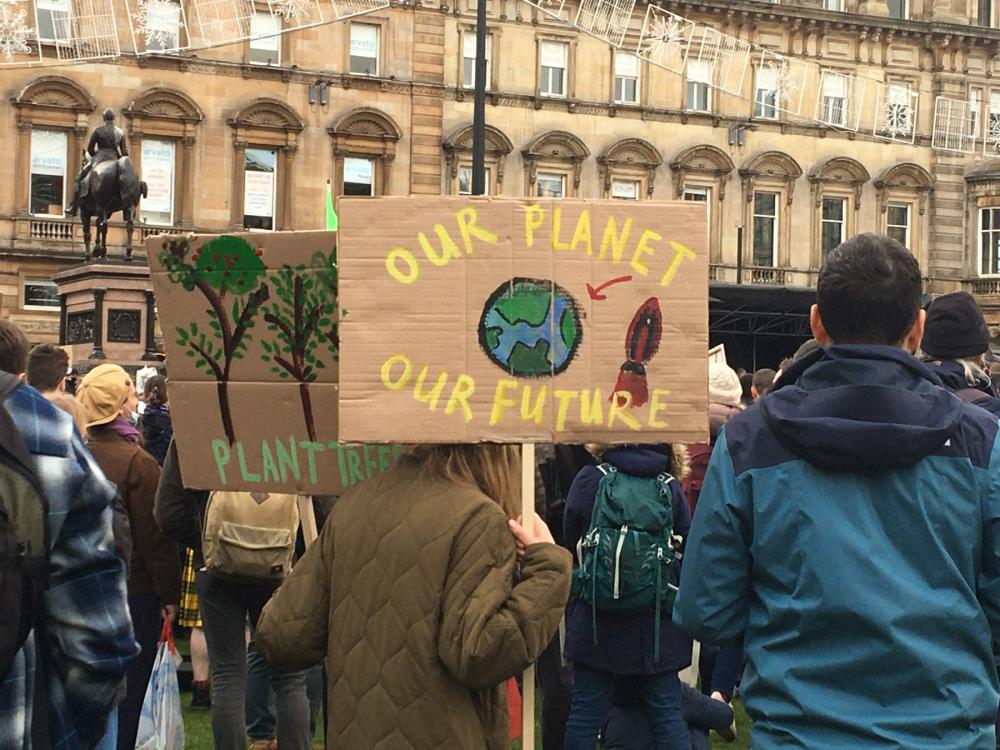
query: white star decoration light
134 0 183 48
636 6 693 74
0 0 34 62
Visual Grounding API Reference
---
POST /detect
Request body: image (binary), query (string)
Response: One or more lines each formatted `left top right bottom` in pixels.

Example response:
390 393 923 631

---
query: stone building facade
1 0 999 365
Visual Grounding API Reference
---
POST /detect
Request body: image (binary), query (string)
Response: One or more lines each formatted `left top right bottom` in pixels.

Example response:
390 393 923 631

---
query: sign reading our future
337 197 710 444
147 229 404 494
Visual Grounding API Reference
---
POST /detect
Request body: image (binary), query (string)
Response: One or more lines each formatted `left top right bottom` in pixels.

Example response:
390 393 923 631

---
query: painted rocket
611 297 663 408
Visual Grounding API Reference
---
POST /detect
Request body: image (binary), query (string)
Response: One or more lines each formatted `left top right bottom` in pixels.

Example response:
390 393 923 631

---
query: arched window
12 76 96 232
739 151 803 278
522 130 590 198
668 144 735 266
328 107 401 201
227 97 304 231
808 156 870 267
597 138 661 201
442 124 513 196
873 162 933 259
123 87 203 233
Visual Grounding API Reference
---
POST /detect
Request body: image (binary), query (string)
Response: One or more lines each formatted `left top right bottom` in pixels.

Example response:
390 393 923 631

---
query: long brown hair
144 374 168 408
408 444 521 518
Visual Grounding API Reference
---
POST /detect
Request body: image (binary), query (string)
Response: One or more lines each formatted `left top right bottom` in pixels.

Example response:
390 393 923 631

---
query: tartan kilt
178 547 203 628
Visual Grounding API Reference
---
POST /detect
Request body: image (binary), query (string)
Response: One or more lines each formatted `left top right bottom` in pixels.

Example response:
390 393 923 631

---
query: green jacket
257 457 572 749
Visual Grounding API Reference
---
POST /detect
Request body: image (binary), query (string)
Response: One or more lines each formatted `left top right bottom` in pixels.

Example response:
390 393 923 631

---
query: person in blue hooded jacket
562 443 692 750
674 233 1000 750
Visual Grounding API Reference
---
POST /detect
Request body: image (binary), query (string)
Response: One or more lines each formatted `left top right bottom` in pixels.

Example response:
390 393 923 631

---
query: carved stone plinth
54 261 163 375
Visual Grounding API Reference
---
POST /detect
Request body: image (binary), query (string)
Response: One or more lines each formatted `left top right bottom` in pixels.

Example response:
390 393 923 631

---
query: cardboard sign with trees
148 230 402 494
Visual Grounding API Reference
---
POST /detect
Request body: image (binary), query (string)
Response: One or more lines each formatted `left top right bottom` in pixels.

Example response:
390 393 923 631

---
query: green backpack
571 463 682 661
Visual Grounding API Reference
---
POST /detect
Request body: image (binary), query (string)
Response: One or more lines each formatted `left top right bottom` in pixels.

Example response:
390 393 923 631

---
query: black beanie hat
921 292 990 359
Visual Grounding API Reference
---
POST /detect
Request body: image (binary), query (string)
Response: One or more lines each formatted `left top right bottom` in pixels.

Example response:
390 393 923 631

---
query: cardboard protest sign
147 230 404 493
337 197 710 444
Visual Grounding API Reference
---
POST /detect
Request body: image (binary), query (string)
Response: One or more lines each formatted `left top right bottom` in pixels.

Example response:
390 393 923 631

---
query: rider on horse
66 109 128 217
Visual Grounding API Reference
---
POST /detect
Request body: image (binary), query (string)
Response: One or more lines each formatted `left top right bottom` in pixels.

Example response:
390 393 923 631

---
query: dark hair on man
0 320 30 375
26 343 69 391
753 368 776 396
144 374 168 408
817 233 922 346
739 372 753 402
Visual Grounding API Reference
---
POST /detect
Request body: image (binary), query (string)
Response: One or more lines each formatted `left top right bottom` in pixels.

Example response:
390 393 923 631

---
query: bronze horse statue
79 156 147 261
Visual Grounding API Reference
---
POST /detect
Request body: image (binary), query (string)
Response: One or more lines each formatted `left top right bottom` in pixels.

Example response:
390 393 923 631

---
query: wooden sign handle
521 443 536 748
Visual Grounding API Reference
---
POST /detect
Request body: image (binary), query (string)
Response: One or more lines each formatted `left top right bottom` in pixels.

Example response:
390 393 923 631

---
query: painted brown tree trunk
299 381 315 442
217 379 236 444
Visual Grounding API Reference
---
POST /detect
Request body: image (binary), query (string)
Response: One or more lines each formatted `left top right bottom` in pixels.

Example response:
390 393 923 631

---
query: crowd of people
5 232 1000 749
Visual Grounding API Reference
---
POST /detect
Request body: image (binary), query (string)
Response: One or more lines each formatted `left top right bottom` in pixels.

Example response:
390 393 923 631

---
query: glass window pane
23 279 59 309
611 180 638 199
30 129 66 214
822 197 844 221
753 216 774 266
250 12 280 66
615 51 638 77
541 41 566 67
822 222 842 256
754 191 776 216
887 226 907 246
537 174 564 198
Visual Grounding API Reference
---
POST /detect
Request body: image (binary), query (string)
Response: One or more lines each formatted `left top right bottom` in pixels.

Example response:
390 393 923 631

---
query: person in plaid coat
0 319 138 750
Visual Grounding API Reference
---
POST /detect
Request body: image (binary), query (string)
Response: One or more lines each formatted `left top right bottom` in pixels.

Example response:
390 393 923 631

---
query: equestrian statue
67 108 147 261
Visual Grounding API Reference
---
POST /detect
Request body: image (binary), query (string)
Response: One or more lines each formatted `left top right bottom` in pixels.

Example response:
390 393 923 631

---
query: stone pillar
231 138 247 230
58 293 68 346
14 120 31 211
180 135 196 228
89 288 107 361
858 0 889 15
143 290 158 361
279 145 296 231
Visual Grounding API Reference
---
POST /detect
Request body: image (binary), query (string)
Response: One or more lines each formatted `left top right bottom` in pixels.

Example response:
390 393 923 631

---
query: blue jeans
564 663 690 750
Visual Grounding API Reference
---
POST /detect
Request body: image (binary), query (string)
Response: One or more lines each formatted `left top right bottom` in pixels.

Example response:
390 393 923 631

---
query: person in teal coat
675 234 1000 749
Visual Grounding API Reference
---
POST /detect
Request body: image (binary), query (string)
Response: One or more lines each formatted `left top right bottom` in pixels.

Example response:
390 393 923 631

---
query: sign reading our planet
337 197 711 444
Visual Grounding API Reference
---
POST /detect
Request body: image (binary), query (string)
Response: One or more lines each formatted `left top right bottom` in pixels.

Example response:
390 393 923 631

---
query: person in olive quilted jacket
257 444 573 749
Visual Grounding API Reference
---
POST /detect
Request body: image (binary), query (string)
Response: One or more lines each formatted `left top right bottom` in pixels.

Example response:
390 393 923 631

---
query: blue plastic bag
134 620 184 750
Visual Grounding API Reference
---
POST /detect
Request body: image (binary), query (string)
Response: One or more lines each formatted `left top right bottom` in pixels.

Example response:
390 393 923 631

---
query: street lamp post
471 0 488 195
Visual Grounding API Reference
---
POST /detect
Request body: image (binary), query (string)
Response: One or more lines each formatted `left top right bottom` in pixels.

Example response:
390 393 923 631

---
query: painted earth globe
478 278 582 377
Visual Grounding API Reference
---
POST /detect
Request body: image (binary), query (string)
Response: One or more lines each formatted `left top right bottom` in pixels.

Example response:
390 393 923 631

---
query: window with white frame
822 73 846 126
540 41 568 98
989 91 1000 143
23 278 59 310
614 51 639 105
343 157 374 196
752 191 778 266
458 165 491 195
36 0 71 42
823 0 843 9
536 173 566 198
142 0 181 50
755 64 778 119
30 129 67 215
243 147 276 230
821 197 846 258
982 207 1000 275
970 87 983 137
462 33 492 89
249 12 280 65
686 59 710 112
887 0 906 18
886 204 910 248
140 139 175 226
350 23 379 75
684 186 711 231
979 0 993 25
611 179 639 199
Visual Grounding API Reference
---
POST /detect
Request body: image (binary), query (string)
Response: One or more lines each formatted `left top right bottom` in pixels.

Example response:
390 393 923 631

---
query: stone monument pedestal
54 261 161 375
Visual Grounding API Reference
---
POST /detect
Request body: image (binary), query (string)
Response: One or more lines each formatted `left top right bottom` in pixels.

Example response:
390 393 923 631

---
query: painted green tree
259 250 339 441
159 235 269 444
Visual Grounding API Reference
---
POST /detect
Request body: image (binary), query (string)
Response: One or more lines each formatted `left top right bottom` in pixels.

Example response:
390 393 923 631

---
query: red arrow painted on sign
586 275 633 301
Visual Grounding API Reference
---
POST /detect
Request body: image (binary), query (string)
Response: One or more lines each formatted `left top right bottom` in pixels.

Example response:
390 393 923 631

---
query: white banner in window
541 41 567 68
142 140 174 215
344 158 372 185
30 130 67 176
350 24 377 56
244 170 275 217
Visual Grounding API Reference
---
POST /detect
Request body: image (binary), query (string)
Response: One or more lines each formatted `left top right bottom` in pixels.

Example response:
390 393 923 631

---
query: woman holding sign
256 444 572 748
